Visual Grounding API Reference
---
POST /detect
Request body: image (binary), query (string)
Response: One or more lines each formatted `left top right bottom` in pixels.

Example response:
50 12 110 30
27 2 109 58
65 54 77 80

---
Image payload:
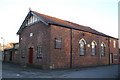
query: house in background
17 10 119 69
4 43 19 64
0 44 2 51
4 43 13 49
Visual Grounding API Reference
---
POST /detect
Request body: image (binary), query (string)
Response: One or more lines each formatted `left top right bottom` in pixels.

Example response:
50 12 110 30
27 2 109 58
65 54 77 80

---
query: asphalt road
2 62 120 79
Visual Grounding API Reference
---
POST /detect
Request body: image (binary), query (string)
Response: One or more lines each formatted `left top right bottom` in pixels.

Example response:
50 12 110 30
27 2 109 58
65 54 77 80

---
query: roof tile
32 10 115 38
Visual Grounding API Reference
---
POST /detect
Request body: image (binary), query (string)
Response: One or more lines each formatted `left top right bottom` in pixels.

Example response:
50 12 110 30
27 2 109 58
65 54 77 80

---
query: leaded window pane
114 53 118 60
92 42 96 56
101 43 105 56
80 40 85 56
37 46 43 59
21 49 25 58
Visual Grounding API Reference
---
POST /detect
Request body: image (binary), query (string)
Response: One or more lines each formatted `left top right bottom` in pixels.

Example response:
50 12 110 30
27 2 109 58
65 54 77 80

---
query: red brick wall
49 25 71 69
72 30 99 67
109 38 119 64
72 30 109 67
49 25 111 69
19 21 51 67
19 22 119 69
71 30 109 67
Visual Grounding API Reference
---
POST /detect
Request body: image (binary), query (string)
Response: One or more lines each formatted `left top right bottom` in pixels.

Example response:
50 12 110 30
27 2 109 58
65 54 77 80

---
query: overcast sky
0 0 119 44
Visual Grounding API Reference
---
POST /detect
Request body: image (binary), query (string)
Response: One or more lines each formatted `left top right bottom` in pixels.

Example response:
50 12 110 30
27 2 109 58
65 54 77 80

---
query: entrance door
10 51 12 61
28 48 33 64
110 53 113 64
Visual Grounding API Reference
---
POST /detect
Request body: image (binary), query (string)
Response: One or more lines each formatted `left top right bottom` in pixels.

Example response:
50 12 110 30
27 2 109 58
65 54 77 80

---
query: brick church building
17 10 119 69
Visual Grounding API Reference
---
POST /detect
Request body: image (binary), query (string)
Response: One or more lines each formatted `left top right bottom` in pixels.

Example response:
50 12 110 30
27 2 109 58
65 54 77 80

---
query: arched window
79 39 86 56
91 41 97 56
101 42 106 56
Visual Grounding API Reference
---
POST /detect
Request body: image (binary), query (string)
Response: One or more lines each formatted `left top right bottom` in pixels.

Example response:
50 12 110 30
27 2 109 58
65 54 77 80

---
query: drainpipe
70 29 72 68
108 38 110 65
98 36 101 65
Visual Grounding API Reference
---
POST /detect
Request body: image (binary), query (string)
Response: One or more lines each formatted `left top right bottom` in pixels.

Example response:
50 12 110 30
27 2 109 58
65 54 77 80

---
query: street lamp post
1 37 5 61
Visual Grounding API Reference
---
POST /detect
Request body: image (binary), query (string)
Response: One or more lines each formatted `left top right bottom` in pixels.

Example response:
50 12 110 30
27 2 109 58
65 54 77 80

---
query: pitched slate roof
17 10 118 39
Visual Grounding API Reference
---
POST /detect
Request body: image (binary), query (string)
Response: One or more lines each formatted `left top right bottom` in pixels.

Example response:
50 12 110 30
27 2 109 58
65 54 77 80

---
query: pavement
1 62 120 79
0 62 2 79
0 51 3 79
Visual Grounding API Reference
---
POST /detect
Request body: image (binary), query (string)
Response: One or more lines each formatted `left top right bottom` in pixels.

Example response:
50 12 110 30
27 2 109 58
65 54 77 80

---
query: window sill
55 48 62 49
37 57 42 59
21 57 25 58
80 55 85 56
91 55 96 56
101 55 105 57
